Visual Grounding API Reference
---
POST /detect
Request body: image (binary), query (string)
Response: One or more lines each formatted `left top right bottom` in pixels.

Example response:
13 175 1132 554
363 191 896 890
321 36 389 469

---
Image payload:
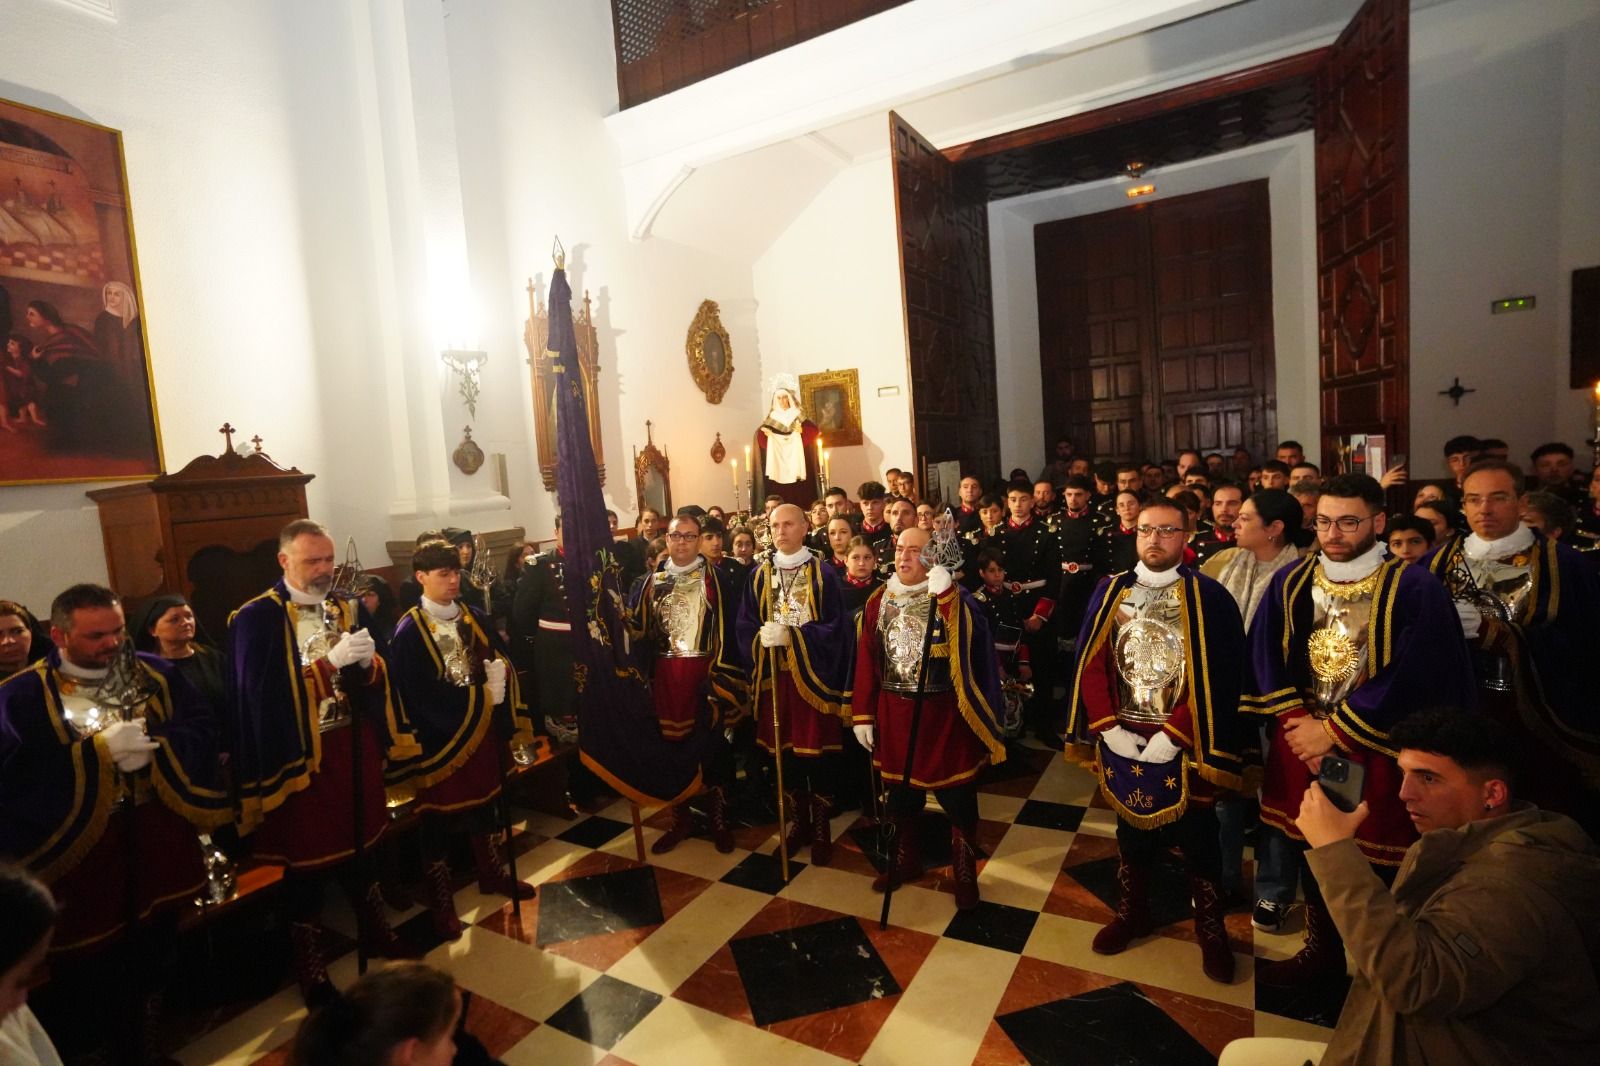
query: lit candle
730 457 738 491
744 444 752 476
823 449 831 487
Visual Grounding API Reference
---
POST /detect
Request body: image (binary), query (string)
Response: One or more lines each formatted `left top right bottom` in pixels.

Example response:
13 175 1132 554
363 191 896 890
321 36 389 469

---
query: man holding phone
1244 475 1474 986
1287 708 1600 1065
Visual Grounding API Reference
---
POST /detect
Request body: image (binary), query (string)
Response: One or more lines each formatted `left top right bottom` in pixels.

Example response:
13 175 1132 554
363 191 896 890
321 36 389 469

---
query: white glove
759 621 791 648
1454 601 1482 639
103 720 159 772
853 723 875 751
927 565 952 596
1137 732 1182 764
326 628 376 670
1100 725 1146 760
484 659 508 705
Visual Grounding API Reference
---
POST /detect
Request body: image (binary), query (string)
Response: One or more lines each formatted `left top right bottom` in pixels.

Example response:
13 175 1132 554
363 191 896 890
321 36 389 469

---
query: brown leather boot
1189 873 1235 982
950 822 981 910
356 882 421 960
708 786 734 854
289 921 337 1008
1091 861 1152 955
871 814 923 892
780 790 812 858
651 803 695 854
1256 900 1346 986
424 860 463 941
809 793 834 866
471 832 536 900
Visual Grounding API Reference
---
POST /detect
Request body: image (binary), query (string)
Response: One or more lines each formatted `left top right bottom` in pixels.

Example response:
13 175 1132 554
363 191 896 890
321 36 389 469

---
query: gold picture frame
799 369 862 446
686 299 733 403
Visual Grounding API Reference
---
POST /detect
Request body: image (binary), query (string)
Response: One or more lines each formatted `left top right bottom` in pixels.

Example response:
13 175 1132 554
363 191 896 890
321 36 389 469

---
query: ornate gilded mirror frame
686 299 734 404
525 278 606 492
633 420 671 518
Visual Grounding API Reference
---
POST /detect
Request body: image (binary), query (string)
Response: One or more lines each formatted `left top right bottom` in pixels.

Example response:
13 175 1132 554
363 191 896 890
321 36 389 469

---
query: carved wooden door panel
1316 0 1408 467
1150 181 1276 460
1035 208 1152 463
889 112 1001 481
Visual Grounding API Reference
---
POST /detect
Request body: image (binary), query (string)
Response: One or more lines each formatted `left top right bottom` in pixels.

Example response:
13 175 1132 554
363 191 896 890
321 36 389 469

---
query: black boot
1091 861 1152 955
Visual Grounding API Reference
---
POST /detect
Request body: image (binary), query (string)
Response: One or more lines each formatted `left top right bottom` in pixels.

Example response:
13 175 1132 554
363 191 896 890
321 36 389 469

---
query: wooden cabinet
86 439 312 644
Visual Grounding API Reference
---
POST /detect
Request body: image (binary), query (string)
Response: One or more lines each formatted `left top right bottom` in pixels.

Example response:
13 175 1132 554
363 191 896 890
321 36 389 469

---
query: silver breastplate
425 612 476 686
879 591 949 693
653 569 709 658
1464 553 1535 623
1112 582 1186 724
771 564 814 627
1307 568 1377 714
59 682 130 739
294 602 350 731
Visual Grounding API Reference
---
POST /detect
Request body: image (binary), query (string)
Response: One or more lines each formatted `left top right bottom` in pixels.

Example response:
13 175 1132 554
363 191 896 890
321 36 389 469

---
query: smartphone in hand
1318 755 1366 813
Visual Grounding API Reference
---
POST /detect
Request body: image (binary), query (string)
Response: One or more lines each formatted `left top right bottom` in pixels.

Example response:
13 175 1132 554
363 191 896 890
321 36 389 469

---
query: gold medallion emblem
1307 626 1360 684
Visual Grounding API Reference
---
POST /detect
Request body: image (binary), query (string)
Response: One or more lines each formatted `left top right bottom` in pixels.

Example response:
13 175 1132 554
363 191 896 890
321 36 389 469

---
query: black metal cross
1438 378 1476 406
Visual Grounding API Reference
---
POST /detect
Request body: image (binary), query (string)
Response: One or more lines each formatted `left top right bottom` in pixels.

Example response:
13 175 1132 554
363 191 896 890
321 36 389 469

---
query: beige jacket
1310 805 1600 1065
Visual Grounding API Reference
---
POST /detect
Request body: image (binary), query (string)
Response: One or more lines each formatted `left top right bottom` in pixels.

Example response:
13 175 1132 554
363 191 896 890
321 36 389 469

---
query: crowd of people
3 430 1600 1064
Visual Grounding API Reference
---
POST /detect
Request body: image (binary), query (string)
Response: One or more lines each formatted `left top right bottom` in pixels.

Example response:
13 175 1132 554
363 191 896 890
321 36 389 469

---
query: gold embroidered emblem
1308 626 1360 684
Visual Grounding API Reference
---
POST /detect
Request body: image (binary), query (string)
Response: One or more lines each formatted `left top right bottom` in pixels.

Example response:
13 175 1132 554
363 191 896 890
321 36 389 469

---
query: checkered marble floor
176 745 1344 1065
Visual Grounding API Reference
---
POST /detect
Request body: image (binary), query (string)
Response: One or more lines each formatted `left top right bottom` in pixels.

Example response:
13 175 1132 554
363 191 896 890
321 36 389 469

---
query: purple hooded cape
736 552 854 720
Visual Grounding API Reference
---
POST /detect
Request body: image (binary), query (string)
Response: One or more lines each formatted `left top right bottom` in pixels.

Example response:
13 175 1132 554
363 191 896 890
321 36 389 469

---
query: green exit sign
1491 295 1536 314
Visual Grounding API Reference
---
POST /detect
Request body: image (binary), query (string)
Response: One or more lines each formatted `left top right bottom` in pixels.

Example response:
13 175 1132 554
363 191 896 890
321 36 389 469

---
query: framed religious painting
0 97 163 486
798 369 862 446
686 299 733 403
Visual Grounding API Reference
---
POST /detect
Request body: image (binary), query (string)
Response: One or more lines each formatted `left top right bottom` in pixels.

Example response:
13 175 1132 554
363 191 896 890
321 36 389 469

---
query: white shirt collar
886 574 928 596
664 556 705 576
1320 540 1387 582
284 580 326 606
1464 524 1535 561
420 595 461 621
773 546 813 569
1134 561 1181 588
57 658 110 681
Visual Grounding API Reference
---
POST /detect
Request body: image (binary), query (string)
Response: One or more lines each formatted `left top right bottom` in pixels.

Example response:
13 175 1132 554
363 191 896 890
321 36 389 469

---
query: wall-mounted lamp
441 348 489 418
1126 184 1156 199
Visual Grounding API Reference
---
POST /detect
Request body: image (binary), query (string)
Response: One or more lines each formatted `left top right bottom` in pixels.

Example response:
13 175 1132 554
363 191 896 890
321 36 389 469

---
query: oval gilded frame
686 299 734 404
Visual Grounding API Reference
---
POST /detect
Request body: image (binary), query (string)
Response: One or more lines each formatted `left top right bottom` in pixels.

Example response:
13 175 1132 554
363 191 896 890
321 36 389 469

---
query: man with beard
1191 481 1244 564
851 526 1006 908
736 504 854 865
229 520 423 1005
1422 460 1600 830
1244 475 1473 986
1067 500 1247 982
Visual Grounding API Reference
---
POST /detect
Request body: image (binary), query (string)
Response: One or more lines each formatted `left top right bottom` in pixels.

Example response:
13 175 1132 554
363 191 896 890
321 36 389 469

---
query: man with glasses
1422 459 1600 829
1245 475 1473 986
1067 499 1248 982
630 514 748 854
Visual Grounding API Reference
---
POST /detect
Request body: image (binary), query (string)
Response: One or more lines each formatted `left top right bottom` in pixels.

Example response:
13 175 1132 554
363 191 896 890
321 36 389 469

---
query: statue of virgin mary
750 373 821 510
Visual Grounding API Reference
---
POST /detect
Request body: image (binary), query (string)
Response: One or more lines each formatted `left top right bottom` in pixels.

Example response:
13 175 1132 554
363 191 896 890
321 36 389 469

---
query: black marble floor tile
1067 850 1194 929
1013 799 1087 832
544 974 663 1050
536 865 664 944
393 907 465 955
997 981 1215 1066
719 851 806 895
555 815 634 849
730 916 901 1027
982 745 1053 784
942 899 1039 955
1253 959 1352 1029
846 812 956 875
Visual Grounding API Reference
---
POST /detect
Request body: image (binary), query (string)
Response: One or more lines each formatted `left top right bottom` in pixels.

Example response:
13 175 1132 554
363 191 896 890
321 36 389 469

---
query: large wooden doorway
1035 181 1277 465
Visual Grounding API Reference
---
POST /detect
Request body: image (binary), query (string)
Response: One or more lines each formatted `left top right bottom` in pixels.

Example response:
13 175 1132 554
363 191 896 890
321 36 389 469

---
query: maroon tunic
653 656 712 742
411 735 502 815
248 719 389 870
51 801 205 956
755 671 843 755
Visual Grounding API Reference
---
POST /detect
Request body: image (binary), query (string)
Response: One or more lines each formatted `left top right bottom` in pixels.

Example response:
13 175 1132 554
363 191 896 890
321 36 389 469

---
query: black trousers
886 780 978 825
1116 803 1223 882
777 750 840 799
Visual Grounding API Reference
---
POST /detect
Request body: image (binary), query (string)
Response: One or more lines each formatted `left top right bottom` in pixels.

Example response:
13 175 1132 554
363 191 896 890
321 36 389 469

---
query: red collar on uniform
1213 526 1235 541
862 520 885 533
1064 507 1088 519
1008 516 1033 530
846 575 875 587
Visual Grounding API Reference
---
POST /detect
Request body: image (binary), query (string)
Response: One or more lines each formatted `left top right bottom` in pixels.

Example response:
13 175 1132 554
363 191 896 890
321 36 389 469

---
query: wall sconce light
441 348 489 418
1126 184 1156 199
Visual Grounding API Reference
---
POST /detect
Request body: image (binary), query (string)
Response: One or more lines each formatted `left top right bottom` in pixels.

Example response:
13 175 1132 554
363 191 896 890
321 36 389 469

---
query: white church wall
0 0 396 610
751 157 912 496
1409 0 1600 480
441 0 765 535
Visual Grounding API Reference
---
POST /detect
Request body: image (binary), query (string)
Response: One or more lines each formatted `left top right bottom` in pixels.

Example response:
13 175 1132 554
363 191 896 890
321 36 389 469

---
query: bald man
735 504 856 865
